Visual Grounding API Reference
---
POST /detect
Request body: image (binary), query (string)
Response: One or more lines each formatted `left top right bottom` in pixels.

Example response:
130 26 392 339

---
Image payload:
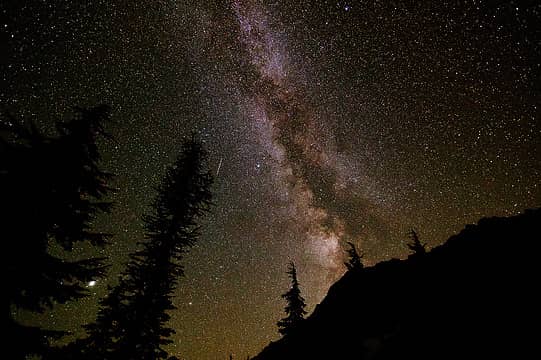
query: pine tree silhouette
82 137 212 359
344 241 364 271
1 106 114 358
407 229 427 255
277 262 307 336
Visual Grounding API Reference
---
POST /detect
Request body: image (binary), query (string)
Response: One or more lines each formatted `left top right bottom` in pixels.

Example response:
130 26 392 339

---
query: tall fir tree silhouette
344 241 364 271
82 137 213 359
1 106 114 358
277 262 307 336
407 229 427 255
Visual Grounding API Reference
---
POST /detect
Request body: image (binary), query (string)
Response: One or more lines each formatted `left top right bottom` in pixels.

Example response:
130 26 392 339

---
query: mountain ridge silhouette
254 208 540 359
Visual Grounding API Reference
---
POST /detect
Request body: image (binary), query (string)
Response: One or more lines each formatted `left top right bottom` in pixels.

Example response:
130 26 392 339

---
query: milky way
233 0 346 289
228 0 408 295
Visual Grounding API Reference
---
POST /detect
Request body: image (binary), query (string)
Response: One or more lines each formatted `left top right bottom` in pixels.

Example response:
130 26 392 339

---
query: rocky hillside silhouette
254 208 540 359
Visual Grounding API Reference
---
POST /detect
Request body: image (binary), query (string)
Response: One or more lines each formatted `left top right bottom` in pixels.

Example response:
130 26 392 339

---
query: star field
3 1 540 359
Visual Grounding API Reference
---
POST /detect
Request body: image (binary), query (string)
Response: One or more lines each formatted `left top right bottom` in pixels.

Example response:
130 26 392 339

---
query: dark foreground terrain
254 208 540 359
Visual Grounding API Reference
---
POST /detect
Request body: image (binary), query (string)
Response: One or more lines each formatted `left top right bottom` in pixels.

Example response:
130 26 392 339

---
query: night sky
3 1 540 359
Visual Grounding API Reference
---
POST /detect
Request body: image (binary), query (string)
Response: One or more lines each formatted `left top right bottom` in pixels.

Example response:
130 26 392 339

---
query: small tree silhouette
344 241 364 271
277 262 307 336
407 229 427 255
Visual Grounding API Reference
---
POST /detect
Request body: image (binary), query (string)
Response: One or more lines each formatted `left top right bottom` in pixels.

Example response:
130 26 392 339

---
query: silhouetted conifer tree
344 241 364 271
1 106 113 358
407 229 427 255
82 137 212 359
277 262 307 336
